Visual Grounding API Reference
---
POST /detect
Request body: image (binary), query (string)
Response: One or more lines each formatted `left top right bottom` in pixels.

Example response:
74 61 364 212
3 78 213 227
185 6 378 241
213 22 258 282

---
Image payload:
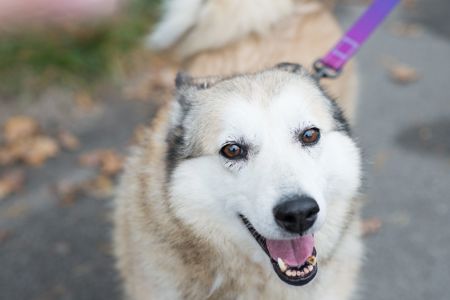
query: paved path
339 2 450 299
1 2 449 299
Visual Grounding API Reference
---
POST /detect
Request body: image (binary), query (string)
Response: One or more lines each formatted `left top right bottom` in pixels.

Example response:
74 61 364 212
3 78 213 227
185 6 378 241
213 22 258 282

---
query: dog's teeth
277 258 287 272
299 271 305 277
286 270 292 276
307 255 317 266
303 267 310 274
308 265 314 272
296 271 301 276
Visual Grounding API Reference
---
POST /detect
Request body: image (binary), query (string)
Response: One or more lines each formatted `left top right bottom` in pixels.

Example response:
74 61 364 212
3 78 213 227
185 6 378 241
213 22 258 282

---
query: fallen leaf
0 134 60 167
79 151 102 168
79 149 123 176
23 136 60 166
0 140 28 165
84 175 114 198
100 150 123 176
58 131 80 151
54 172 117 204
0 169 26 200
75 91 95 112
53 180 84 206
388 64 419 85
3 115 40 143
0 147 16 166
362 218 382 237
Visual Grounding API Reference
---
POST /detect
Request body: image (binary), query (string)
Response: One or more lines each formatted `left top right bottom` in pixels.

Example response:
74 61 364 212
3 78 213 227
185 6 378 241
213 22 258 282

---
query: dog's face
167 64 361 286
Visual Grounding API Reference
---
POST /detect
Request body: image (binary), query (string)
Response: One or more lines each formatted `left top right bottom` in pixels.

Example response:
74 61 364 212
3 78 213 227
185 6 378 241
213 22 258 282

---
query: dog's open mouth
240 215 318 286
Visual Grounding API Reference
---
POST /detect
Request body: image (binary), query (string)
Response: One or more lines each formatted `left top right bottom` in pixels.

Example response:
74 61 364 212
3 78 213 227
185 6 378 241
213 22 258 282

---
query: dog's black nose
273 195 320 234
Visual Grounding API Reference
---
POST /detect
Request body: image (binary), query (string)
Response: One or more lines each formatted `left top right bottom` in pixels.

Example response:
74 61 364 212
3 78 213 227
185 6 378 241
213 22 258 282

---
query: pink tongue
266 235 314 266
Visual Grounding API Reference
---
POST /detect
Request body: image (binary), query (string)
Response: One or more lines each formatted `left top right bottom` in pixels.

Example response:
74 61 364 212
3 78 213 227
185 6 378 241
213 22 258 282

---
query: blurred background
0 0 449 299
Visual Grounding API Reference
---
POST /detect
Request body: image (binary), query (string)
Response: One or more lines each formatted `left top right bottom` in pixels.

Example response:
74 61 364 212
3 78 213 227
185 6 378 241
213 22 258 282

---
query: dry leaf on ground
22 136 60 166
0 169 26 200
79 149 123 176
54 174 116 205
3 115 40 143
58 131 80 151
84 175 114 198
362 217 382 237
388 64 419 85
0 147 16 166
0 140 29 165
53 180 85 206
79 151 102 168
75 91 95 112
1 116 60 167
100 150 123 176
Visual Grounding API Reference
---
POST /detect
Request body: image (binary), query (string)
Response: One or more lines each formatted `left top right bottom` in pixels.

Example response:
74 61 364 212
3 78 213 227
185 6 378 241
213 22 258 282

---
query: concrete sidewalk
342 2 450 299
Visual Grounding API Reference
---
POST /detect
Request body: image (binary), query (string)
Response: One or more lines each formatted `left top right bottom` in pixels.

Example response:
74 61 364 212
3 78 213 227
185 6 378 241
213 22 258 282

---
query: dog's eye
220 144 245 159
300 128 320 145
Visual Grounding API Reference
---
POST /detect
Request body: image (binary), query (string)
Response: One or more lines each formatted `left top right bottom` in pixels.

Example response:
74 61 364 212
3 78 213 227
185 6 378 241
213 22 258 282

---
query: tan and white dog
114 1 363 299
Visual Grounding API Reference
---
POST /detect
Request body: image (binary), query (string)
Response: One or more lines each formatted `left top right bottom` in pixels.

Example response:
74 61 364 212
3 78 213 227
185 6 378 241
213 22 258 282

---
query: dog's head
166 63 361 286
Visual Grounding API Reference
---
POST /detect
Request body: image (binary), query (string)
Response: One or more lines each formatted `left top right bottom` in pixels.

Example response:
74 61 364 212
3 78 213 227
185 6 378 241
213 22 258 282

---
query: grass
0 0 161 94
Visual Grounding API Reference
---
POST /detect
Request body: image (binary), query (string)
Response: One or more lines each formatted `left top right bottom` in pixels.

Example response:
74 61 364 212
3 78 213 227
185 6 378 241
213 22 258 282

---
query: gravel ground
0 1 449 299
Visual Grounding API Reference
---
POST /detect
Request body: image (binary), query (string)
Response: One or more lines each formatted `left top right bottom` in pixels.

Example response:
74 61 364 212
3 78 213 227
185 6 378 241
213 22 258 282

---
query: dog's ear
174 72 224 113
274 62 307 75
175 72 223 90
175 72 194 89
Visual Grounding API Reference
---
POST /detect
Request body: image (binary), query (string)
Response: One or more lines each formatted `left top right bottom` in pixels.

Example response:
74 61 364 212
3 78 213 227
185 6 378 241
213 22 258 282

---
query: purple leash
313 0 401 80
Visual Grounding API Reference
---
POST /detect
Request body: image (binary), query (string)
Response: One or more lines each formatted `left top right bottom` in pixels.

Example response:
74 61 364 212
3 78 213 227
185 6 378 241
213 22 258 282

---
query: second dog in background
148 0 358 121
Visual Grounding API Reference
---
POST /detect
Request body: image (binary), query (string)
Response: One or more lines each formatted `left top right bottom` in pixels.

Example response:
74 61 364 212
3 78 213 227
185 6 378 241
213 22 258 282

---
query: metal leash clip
312 0 401 81
312 60 341 81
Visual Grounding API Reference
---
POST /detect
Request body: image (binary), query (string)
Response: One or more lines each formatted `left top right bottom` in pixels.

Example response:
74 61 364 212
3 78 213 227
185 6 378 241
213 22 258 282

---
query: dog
146 0 357 122
114 1 363 299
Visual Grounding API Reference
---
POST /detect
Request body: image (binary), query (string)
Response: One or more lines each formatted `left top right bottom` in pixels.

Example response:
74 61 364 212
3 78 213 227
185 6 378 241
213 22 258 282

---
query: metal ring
312 60 342 80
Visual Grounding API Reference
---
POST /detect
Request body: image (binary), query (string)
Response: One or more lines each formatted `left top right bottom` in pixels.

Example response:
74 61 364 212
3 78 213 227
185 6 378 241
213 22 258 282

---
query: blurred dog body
114 1 363 299
148 0 357 121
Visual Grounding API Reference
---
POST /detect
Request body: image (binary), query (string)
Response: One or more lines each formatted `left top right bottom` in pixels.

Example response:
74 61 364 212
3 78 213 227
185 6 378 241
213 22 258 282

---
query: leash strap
314 0 401 79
